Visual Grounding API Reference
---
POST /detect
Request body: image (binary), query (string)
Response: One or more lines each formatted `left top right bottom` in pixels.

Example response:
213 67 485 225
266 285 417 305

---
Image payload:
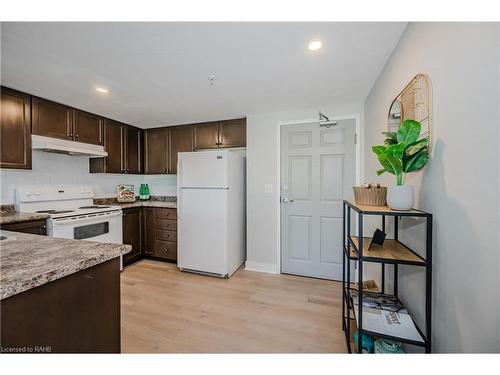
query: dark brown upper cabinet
32 97 74 140
169 125 193 174
104 120 125 173
144 127 169 174
125 125 143 174
219 118 246 148
194 122 219 149
73 110 104 145
194 118 246 150
90 121 144 174
0 87 32 169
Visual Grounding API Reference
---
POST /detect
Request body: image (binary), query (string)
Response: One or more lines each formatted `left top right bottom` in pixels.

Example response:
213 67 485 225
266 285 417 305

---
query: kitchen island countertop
0 230 131 300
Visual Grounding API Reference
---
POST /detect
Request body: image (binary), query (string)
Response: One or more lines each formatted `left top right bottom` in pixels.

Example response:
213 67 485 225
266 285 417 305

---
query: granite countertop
114 200 177 209
0 230 131 300
94 196 176 209
0 211 49 225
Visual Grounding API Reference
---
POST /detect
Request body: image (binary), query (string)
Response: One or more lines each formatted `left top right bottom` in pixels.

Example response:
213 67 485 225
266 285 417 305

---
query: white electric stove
16 186 123 250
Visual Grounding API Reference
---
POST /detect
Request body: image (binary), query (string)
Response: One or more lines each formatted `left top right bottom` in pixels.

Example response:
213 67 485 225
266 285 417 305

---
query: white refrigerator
177 149 246 278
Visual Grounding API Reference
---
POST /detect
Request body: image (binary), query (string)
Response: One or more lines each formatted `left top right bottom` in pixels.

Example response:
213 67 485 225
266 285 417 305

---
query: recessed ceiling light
308 40 322 51
95 87 108 94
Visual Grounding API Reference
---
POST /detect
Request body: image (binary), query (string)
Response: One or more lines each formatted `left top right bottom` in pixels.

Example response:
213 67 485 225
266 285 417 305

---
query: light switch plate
264 184 273 193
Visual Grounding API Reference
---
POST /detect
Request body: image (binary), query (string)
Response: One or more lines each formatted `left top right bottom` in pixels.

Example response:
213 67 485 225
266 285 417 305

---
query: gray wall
364 23 500 352
246 103 363 273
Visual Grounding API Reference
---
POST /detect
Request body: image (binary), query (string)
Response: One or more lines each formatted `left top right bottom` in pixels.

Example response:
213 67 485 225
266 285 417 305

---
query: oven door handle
52 211 122 225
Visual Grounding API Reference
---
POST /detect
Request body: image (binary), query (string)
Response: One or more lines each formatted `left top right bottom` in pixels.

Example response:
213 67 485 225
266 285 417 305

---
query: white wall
245 103 363 273
364 23 500 352
0 151 177 204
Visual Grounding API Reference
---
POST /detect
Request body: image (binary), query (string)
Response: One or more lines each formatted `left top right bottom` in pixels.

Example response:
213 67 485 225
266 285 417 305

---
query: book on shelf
349 290 424 343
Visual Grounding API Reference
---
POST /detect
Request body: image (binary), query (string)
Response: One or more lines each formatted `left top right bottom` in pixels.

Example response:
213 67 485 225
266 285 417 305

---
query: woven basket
353 186 387 206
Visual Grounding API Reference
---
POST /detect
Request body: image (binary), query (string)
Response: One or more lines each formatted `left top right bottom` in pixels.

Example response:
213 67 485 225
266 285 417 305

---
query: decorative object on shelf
374 338 405 354
372 119 430 211
388 73 432 152
353 183 387 206
353 331 374 353
139 184 150 200
117 184 135 203
368 228 386 249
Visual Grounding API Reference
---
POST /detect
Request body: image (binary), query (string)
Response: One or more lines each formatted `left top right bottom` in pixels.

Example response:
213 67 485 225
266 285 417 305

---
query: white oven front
48 210 123 244
48 209 123 269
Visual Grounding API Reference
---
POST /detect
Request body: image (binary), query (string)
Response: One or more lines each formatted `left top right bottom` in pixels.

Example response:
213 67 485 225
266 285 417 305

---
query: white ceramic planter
387 185 414 211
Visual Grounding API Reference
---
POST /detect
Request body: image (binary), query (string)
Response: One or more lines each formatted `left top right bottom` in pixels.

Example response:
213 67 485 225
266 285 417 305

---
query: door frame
276 114 362 275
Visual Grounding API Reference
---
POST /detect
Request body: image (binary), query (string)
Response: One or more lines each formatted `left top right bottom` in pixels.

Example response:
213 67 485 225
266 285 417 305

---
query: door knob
282 198 294 203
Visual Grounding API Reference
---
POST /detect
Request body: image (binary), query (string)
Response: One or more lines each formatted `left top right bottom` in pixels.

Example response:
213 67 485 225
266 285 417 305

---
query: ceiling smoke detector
208 75 216 85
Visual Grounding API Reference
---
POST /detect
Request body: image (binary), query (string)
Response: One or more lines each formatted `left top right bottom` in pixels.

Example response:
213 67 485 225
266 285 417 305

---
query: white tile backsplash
0 151 178 204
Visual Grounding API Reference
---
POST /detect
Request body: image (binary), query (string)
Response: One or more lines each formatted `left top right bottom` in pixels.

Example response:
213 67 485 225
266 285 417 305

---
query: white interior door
280 119 356 280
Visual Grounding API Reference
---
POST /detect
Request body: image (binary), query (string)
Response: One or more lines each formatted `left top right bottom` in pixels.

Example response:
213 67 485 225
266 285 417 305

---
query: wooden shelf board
345 200 428 216
349 236 425 264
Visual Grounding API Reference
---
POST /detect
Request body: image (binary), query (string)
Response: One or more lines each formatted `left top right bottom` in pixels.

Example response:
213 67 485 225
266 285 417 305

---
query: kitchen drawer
156 219 177 231
155 208 176 219
154 240 177 260
156 229 177 242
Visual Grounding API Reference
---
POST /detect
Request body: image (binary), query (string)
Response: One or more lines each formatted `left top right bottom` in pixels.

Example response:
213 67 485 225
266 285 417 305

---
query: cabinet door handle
75 134 79 138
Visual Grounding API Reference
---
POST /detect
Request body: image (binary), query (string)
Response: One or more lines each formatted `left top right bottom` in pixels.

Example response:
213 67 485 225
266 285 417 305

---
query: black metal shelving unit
342 200 433 353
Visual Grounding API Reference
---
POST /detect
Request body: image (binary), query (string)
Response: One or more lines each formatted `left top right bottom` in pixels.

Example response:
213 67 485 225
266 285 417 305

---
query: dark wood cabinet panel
154 240 177 261
104 120 125 173
32 97 74 140
1 258 120 353
156 218 177 231
194 122 219 150
155 208 177 220
0 87 32 169
169 125 193 174
122 208 142 266
144 127 169 174
219 118 246 148
74 110 103 145
156 229 177 242
0 219 47 235
125 126 142 174
143 207 156 255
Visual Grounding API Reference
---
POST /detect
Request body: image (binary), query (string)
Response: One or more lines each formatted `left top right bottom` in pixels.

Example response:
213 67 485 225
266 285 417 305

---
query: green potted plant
372 119 429 210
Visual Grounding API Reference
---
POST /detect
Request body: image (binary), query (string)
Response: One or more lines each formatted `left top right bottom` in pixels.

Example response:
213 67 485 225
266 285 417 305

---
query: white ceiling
1 22 406 128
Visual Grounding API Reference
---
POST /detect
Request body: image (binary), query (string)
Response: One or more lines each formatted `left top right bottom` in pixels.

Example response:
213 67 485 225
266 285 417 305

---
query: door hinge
355 133 357 144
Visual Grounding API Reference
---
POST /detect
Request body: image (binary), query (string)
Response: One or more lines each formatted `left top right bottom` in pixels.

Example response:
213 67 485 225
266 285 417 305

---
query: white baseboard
244 261 279 274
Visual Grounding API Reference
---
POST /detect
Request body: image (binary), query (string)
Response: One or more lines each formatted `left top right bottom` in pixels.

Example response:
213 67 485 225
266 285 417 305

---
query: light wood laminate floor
121 259 346 353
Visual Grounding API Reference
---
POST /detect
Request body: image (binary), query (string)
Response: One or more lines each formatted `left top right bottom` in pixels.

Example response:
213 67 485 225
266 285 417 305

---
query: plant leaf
376 168 386 176
382 131 398 146
397 119 421 144
404 147 429 172
378 154 403 175
384 143 406 158
372 145 386 156
404 138 428 157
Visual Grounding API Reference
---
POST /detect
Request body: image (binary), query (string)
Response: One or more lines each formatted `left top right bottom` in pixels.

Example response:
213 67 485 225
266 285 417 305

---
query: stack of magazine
349 290 423 342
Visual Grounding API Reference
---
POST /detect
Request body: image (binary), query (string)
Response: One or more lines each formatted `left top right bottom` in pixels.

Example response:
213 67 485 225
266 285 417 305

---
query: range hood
32 135 108 157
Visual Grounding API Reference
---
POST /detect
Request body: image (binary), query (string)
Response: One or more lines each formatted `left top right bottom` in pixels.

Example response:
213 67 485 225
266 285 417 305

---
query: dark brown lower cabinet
122 208 142 266
0 219 47 235
0 258 121 353
121 206 177 267
143 207 156 256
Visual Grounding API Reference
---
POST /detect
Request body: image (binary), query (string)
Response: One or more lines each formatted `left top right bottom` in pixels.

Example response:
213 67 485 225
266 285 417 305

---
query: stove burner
78 205 111 209
36 210 75 214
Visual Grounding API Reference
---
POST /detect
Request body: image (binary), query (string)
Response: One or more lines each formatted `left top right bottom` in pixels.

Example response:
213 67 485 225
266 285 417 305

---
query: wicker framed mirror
388 73 432 151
